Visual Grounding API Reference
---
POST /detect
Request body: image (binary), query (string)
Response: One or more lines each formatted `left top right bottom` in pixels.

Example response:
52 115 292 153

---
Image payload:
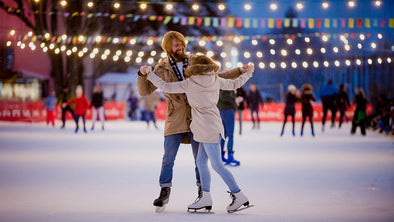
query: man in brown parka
137 31 249 210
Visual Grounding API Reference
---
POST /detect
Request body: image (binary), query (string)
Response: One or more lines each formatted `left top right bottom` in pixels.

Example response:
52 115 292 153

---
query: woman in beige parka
141 55 254 213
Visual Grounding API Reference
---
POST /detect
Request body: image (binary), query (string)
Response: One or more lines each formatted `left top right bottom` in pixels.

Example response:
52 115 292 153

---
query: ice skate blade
227 204 254 213
187 208 215 214
155 205 166 213
225 162 240 167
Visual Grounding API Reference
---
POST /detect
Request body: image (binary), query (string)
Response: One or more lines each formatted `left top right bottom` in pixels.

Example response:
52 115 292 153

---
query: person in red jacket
64 85 90 133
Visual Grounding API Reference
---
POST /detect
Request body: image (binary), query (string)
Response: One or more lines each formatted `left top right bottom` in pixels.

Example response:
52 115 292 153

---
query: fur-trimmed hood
184 55 220 88
185 63 219 77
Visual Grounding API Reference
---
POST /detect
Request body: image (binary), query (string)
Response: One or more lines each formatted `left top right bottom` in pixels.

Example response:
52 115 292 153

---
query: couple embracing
137 31 254 213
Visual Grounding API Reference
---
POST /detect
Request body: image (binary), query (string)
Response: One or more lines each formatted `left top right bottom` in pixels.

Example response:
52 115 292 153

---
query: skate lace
228 191 236 206
159 188 168 199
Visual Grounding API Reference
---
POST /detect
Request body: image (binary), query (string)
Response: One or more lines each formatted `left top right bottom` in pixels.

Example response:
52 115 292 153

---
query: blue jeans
220 109 235 154
160 132 200 187
197 142 240 193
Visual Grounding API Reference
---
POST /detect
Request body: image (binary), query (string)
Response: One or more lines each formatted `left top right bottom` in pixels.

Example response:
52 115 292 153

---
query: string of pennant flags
4 32 380 46
5 6 394 29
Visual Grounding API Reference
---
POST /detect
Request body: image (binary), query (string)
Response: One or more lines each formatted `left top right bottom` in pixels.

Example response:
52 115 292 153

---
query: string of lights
29 0 384 11
6 31 391 70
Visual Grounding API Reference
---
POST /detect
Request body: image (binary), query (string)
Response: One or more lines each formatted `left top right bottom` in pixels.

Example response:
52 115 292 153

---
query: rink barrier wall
0 101 372 122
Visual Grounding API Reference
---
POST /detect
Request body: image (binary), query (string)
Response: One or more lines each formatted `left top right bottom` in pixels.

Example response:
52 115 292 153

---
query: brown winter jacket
137 53 242 143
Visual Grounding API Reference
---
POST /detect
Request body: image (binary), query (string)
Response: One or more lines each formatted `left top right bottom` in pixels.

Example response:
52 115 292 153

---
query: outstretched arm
219 64 254 90
144 67 187 94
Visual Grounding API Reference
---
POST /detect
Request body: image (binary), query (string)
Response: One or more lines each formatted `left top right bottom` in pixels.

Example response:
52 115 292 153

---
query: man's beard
171 50 186 61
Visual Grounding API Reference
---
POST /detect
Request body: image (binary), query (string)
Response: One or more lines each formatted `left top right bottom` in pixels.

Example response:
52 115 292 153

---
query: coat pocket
167 100 174 117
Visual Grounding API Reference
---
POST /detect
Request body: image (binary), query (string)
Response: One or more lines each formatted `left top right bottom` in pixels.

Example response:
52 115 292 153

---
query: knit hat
287 84 296 94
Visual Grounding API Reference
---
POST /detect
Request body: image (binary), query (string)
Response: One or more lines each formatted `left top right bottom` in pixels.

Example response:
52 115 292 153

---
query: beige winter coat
137 53 241 143
147 64 253 143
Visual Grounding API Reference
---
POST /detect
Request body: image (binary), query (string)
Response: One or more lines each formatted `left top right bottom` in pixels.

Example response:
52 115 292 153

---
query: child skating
140 55 254 213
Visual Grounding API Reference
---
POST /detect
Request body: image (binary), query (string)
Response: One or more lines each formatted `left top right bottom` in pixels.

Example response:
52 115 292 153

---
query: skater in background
320 80 338 131
65 85 90 133
351 88 368 136
90 84 105 131
57 87 76 129
247 83 263 130
41 91 57 127
338 83 351 128
300 84 316 137
280 84 299 136
137 31 247 211
235 86 248 135
140 91 161 129
127 91 139 120
141 55 253 213
217 89 239 166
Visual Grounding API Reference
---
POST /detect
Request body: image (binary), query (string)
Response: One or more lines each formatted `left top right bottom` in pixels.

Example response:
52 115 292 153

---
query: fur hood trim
185 63 220 78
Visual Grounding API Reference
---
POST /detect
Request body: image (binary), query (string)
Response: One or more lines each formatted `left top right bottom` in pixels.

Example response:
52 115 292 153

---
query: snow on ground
0 120 393 222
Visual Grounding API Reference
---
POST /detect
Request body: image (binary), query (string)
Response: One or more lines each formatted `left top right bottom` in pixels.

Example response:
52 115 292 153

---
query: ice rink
0 120 393 222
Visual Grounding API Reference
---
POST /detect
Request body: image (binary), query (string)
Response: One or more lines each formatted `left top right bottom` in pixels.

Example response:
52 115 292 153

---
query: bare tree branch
0 0 35 30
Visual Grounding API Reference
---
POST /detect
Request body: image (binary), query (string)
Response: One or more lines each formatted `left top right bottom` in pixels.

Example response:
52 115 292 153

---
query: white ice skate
187 191 214 213
227 190 254 213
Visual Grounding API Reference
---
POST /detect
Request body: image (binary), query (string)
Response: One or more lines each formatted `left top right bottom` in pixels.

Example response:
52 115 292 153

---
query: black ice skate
153 187 170 213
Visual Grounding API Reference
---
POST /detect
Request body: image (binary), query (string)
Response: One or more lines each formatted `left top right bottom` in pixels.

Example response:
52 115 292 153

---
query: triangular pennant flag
188 17 195 25
380 18 387 28
332 19 338 28
308 18 314 28
157 16 164 21
134 15 140 21
389 18 394 28
356 18 362 28
87 13 94 19
276 19 282 28
212 17 219 27
119 15 125 21
284 18 290 27
292 18 298 28
173 16 180 24
163 16 172 24
300 18 306 28
228 17 235 28
180 17 187 25
348 18 354 28
340 18 346 28
372 19 378 27
196 17 203 26
260 18 266 28
110 14 116 20
252 18 258 28
204 17 211 26
244 18 250 28
316 18 322 28
236 18 242 28
324 18 330 28
72 12 79 17
149 15 156 21
268 18 274 28
220 18 227 27
365 18 371 28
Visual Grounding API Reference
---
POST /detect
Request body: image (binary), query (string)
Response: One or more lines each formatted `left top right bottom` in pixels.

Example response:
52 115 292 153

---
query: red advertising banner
155 102 373 122
0 101 372 122
0 101 124 122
